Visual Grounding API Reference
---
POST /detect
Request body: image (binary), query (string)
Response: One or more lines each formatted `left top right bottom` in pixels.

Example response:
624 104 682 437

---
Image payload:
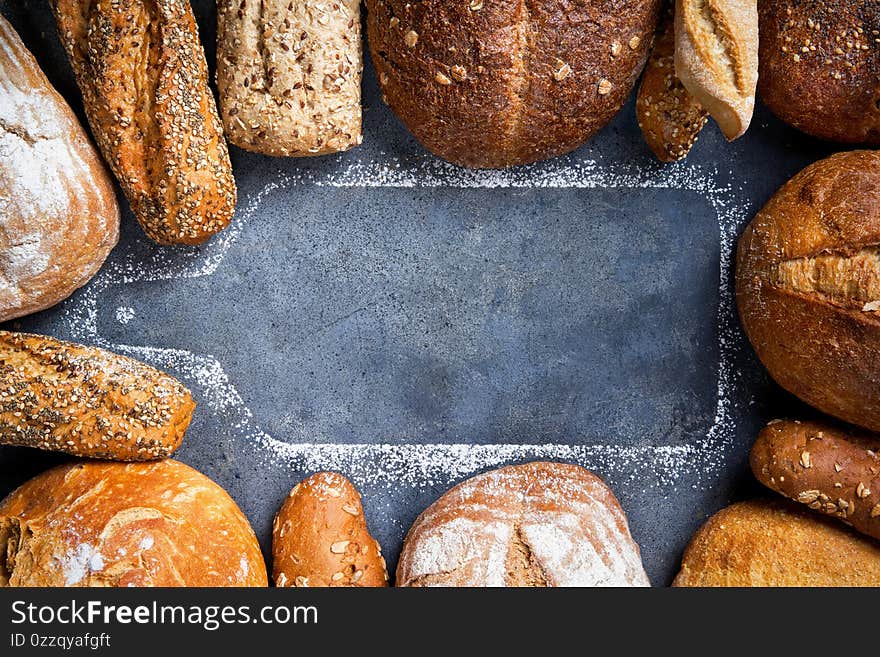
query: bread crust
50 0 236 245
0 15 118 322
758 0 880 145
0 331 194 461
0 459 268 587
272 472 387 587
217 0 363 156
673 499 880 587
366 0 661 168
735 150 880 431
396 461 649 587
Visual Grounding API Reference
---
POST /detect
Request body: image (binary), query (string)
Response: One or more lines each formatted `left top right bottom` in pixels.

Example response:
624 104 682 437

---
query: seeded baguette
637 4 708 161
736 150 880 431
49 0 236 245
217 0 363 156
751 419 880 541
0 331 194 461
272 472 388 587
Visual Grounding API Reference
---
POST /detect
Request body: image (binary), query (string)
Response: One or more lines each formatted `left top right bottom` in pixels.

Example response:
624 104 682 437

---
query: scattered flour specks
115 306 135 324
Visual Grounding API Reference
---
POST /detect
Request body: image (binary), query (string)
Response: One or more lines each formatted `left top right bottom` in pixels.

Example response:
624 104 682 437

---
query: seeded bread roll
673 499 880 587
637 4 708 161
758 0 880 145
272 472 388 587
736 150 880 431
751 418 880 541
397 462 649 587
0 460 267 587
0 331 194 461
217 0 363 156
366 0 661 168
49 0 236 245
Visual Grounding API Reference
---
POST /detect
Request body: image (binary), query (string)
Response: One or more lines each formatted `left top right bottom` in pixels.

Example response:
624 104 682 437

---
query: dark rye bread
751 419 880 541
366 0 662 168
758 0 880 145
736 151 880 431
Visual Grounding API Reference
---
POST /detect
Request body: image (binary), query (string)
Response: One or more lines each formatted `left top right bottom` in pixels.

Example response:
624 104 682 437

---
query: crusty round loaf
757 0 880 145
673 499 880 587
0 15 118 322
0 460 268 587
736 150 880 431
366 0 661 168
396 461 649 587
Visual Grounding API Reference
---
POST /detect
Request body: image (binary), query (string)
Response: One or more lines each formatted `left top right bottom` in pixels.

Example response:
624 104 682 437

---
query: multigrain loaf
272 472 387 587
217 0 363 156
758 0 880 145
0 331 194 461
366 0 661 168
0 15 118 322
0 460 268 587
673 499 880 587
751 418 880 541
736 150 880 431
49 0 236 245
637 4 708 161
674 0 758 140
396 461 649 587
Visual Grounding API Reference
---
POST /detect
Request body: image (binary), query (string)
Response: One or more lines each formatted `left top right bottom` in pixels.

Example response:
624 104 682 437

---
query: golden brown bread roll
0 331 194 461
49 0 236 245
0 460 268 587
0 15 118 322
673 499 880 587
272 472 387 587
758 0 880 145
366 0 661 168
751 418 880 541
397 462 649 587
736 150 880 431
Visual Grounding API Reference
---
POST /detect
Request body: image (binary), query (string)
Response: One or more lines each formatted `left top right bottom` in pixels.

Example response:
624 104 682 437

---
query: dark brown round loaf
758 0 880 145
366 0 662 168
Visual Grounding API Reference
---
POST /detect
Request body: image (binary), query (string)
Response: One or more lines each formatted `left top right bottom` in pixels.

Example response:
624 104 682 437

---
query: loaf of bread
674 0 758 140
637 4 708 162
673 500 880 587
736 151 880 431
49 0 236 245
0 460 267 587
397 462 649 587
0 331 194 460
272 472 387 587
217 0 362 156
0 15 118 322
751 418 880 541
366 0 661 168
758 0 879 145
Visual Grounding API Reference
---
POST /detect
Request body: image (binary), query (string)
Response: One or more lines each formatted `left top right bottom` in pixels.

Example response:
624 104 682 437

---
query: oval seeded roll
272 472 388 587
0 460 268 587
751 418 880 541
758 0 880 145
366 0 661 168
397 461 649 587
735 150 880 431
0 331 194 460
673 500 880 587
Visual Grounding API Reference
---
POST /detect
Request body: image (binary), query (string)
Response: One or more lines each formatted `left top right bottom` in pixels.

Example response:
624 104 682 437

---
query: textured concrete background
0 1 848 585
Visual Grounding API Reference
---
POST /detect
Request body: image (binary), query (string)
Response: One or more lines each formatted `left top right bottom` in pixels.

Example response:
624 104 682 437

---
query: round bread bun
366 0 662 168
0 460 267 587
396 461 649 586
0 15 119 322
757 0 880 145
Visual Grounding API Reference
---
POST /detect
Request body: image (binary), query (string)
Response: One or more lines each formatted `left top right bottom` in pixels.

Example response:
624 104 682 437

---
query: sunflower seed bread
0 331 194 461
49 0 236 245
217 0 363 156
